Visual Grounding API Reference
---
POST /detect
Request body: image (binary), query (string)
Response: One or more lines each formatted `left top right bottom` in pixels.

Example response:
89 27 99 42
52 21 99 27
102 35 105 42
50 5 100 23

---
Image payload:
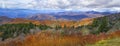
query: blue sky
0 0 120 11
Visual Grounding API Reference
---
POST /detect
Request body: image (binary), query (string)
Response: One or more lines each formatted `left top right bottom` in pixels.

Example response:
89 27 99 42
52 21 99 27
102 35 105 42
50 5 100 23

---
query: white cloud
0 0 120 11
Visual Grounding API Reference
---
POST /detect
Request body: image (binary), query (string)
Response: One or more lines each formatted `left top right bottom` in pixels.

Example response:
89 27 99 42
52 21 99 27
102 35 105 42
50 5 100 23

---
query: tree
92 17 110 34
55 25 62 30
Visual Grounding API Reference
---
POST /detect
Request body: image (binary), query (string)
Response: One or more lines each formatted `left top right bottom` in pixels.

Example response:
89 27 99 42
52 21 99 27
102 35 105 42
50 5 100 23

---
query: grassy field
86 38 120 46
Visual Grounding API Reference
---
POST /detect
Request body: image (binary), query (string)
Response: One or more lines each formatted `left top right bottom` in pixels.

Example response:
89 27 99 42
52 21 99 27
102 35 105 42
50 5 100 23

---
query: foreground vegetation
0 30 120 46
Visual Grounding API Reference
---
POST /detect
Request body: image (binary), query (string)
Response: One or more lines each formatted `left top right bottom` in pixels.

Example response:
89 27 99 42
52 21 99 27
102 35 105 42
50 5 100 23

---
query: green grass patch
86 38 120 46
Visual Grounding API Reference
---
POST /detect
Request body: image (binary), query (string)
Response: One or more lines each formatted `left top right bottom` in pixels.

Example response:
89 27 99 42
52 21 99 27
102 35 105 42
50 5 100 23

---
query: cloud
0 0 120 11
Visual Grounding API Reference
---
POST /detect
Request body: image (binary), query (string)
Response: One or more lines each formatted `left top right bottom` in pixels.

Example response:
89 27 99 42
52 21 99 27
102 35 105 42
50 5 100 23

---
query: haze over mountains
0 8 119 21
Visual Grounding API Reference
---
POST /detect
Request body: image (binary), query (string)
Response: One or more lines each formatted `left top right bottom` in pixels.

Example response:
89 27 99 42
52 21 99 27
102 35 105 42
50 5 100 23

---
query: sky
0 0 120 11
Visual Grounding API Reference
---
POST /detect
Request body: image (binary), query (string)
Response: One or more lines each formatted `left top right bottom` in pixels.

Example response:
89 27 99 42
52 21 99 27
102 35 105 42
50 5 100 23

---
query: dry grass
0 30 120 46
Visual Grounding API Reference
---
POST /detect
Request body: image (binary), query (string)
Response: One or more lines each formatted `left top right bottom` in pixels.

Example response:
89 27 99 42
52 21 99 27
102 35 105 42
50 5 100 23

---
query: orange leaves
8 18 93 28
109 30 120 38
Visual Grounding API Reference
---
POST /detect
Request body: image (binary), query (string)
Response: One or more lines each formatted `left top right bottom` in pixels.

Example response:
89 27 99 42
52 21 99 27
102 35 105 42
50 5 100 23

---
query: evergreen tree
55 25 62 30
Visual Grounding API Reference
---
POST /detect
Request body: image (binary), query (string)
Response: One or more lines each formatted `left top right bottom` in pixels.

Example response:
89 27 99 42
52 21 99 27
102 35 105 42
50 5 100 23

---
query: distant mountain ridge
0 8 119 21
0 16 13 24
26 11 108 21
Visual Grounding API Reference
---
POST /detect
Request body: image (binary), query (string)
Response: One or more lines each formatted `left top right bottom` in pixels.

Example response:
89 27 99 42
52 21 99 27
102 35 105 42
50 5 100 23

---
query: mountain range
0 8 119 21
